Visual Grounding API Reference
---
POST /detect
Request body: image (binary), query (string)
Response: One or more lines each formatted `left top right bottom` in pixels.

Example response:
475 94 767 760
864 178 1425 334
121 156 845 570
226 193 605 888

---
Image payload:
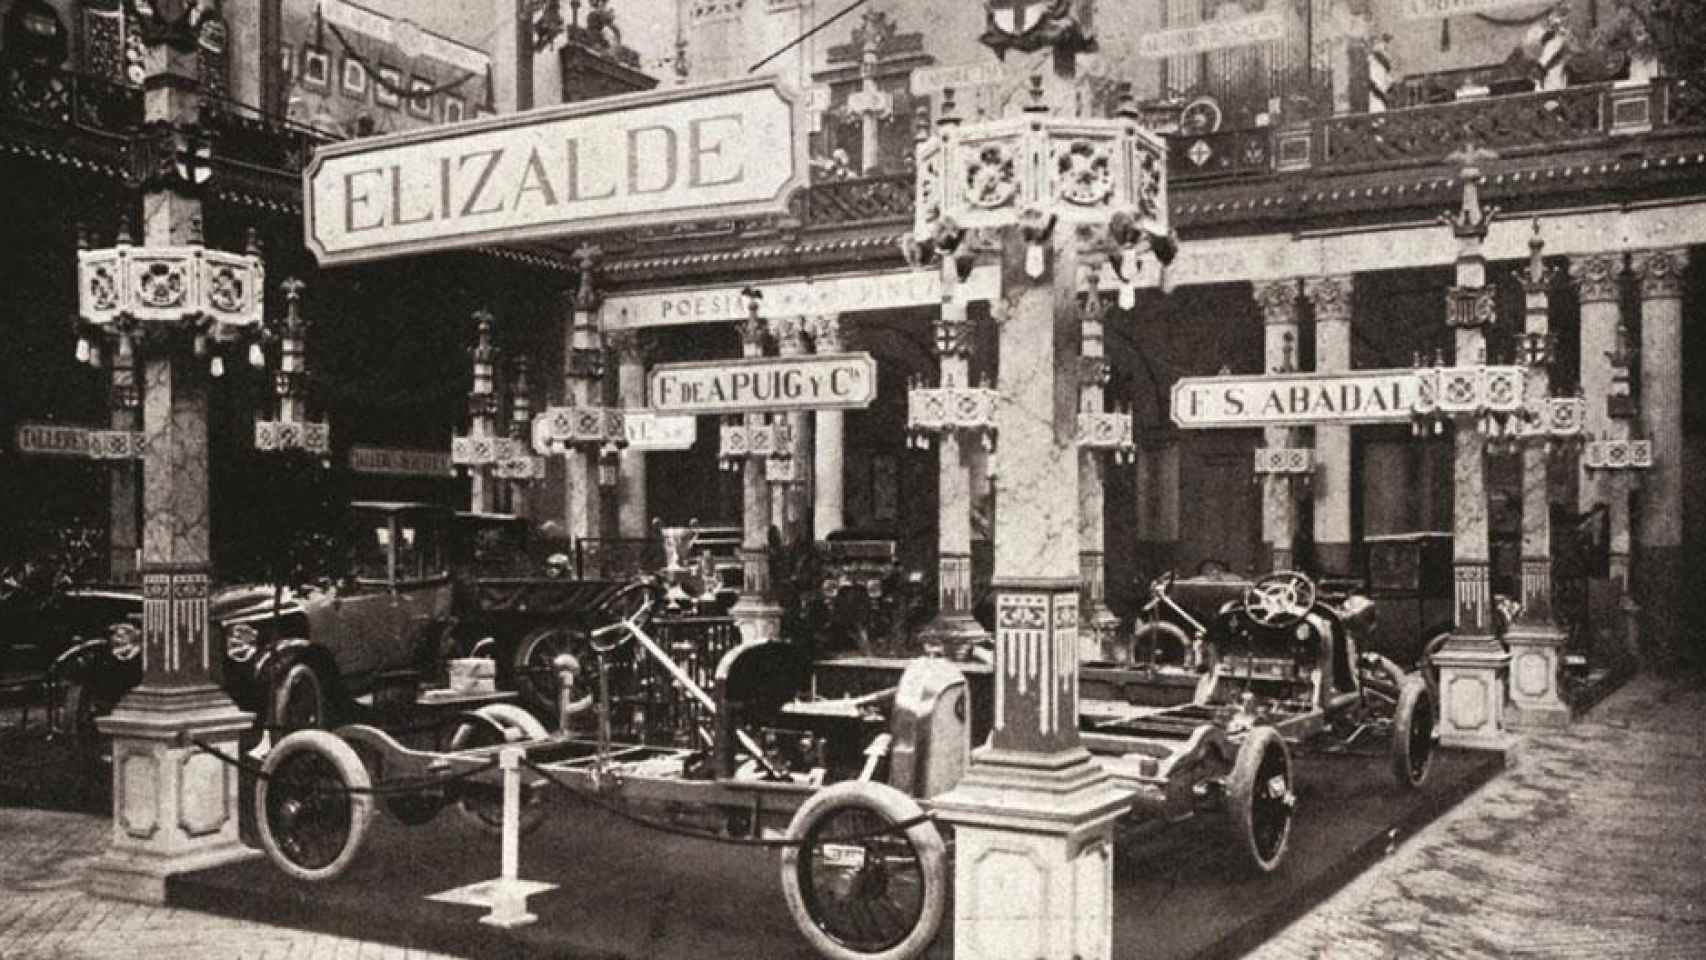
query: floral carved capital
1631 248 1686 301
1305 275 1354 325
1252 279 1300 326
1569 253 1624 304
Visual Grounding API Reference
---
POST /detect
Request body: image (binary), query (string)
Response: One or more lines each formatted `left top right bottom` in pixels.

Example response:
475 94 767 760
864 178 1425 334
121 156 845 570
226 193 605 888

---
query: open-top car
1081 569 1436 873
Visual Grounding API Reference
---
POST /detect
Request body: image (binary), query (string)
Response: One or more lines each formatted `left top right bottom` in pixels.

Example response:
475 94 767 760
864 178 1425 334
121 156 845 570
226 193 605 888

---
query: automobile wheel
1225 726 1295 874
511 626 581 717
1391 674 1436 789
255 729 374 881
271 661 325 733
779 780 947 960
447 705 548 835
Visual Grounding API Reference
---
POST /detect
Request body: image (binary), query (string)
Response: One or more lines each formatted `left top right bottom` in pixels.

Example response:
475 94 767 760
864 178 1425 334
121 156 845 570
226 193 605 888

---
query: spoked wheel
447 704 548 835
1391 674 1436 789
271 661 326 733
511 625 585 717
1225 726 1295 874
256 730 374 881
780 781 947 960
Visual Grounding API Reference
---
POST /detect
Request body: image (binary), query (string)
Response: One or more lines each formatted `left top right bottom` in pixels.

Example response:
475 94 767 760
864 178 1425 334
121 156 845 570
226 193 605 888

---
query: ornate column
1254 279 1303 570
1631 248 1687 665
87 3 262 901
922 24 1169 949
460 312 500 513
809 314 847 538
1571 252 1630 585
1507 224 1572 728
507 356 535 519
1076 278 1127 659
1431 148 1512 751
565 248 608 547
850 5 893 174
608 330 651 539
1307 275 1354 574
913 238 992 655
731 297 780 641
772 316 812 547
105 230 142 583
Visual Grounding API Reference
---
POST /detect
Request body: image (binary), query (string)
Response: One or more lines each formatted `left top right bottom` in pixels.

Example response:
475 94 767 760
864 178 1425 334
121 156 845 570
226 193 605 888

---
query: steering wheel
589 579 658 653
1240 571 1318 629
1150 570 1176 597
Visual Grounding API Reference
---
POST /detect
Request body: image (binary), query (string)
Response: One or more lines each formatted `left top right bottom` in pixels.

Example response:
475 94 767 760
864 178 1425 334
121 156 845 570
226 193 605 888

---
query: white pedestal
1433 640 1513 751
1505 623 1571 730
730 596 783 643
89 685 258 904
932 750 1131 960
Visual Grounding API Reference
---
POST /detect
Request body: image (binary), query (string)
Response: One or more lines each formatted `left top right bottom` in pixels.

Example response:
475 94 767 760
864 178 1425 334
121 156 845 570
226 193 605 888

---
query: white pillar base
428 878 558 929
1506 623 1571 730
89 685 258 904
1433 640 1514 751
932 750 1131 960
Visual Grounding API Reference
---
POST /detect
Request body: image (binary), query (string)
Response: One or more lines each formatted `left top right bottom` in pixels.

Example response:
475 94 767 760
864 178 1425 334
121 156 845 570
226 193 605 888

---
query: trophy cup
654 518 699 614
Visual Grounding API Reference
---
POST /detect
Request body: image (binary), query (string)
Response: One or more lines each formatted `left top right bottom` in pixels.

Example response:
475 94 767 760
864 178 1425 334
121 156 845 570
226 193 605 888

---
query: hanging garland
317 6 477 103
1474 3 1560 27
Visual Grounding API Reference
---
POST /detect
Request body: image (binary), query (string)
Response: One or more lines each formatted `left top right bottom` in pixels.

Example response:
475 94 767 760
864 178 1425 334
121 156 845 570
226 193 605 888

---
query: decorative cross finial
1442 144 1499 241
1526 218 1546 286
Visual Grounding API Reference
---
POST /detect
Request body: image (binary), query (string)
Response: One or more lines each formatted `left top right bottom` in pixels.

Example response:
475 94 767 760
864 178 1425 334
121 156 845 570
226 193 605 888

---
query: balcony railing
790 172 915 227
1319 82 1609 170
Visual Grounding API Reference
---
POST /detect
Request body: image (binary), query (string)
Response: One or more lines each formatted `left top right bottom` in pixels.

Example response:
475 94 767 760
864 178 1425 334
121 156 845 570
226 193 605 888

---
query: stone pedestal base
90 685 258 904
729 595 782 643
932 748 1132 960
1506 622 1570 730
919 609 989 659
1433 639 1513 751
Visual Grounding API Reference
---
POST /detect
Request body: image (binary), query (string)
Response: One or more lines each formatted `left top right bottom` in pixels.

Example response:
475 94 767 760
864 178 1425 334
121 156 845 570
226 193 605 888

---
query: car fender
252 640 351 718
49 637 141 703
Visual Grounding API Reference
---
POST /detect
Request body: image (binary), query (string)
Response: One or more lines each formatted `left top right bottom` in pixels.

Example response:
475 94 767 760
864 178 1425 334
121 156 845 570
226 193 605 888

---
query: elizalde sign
1171 370 1420 428
1136 13 1285 59
649 353 878 415
348 445 454 477
624 412 697 451
304 75 806 265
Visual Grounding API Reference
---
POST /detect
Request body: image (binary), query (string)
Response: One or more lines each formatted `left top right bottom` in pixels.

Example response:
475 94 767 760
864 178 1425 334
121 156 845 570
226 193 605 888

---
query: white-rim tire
1226 726 1295 874
471 703 550 741
780 780 947 960
256 729 374 881
1391 674 1436 789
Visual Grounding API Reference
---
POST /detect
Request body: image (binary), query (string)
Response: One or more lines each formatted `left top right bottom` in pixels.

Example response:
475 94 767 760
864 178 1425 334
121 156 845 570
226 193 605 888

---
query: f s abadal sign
304 75 807 265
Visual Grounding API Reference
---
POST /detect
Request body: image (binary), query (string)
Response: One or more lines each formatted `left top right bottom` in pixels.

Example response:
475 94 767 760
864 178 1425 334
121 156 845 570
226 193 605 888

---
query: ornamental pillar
772 317 812 547
1631 248 1687 665
508 356 535 520
102 228 141 583
810 314 847 538
1506 224 1571 729
86 7 261 902
1570 252 1631 586
1306 275 1354 574
913 242 992 656
1077 277 1126 660
852 5 892 175
1254 279 1302 571
565 247 608 548
730 296 780 641
609 330 651 539
467 311 500 513
1431 148 1511 751
923 40 1168 954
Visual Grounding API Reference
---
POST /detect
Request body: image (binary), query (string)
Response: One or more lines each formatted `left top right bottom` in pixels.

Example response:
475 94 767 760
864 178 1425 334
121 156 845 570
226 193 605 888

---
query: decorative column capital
1569 253 1623 304
808 313 844 352
1253 279 1301 326
735 314 768 352
1630 248 1687 301
572 244 603 312
1304 275 1354 325
774 316 811 355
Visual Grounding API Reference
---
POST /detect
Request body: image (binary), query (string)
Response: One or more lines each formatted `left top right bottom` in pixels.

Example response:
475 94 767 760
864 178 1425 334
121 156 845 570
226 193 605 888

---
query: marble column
810 314 847 538
468 312 499 514
773 317 812 547
1254 279 1301 570
1432 152 1510 751
1631 248 1687 665
564 255 607 550
1571 253 1629 586
920 256 989 654
609 331 651 539
92 24 255 903
1078 282 1119 660
1507 226 1570 729
932 217 1129 960
507 357 534 520
1307 275 1355 574
731 309 780 641
109 330 141 582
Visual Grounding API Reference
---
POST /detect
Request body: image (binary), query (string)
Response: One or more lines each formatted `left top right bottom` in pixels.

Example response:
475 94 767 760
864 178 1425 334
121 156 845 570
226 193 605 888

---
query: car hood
209 584 305 624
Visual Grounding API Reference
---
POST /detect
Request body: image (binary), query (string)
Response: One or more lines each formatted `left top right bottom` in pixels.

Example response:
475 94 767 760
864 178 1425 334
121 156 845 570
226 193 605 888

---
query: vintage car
251 579 967 960
53 501 462 741
1081 570 1435 872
